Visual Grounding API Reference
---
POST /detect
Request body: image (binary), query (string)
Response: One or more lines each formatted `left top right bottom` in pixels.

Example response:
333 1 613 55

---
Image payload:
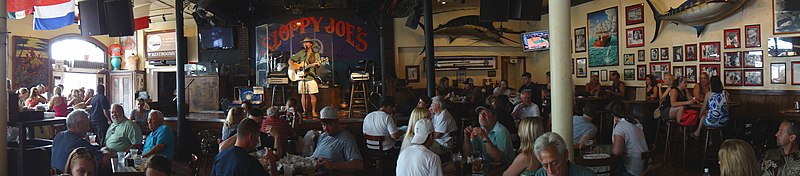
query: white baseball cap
411 119 434 145
320 106 339 120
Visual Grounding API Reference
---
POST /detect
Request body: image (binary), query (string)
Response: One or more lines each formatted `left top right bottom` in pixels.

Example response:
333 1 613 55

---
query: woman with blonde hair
221 106 245 140
48 86 69 117
719 139 760 176
504 118 544 176
64 147 96 176
401 107 431 151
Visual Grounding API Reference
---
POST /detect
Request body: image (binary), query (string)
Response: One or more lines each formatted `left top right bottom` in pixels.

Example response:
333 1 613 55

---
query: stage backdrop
255 11 380 90
12 36 51 90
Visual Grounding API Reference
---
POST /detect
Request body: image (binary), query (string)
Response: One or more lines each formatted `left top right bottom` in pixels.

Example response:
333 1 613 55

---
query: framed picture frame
673 46 683 62
660 47 669 60
591 71 600 78
700 42 721 62
724 28 741 49
745 24 761 48
686 66 698 83
456 69 467 82
774 0 800 34
772 63 787 84
576 58 588 77
624 53 636 65
601 70 609 82
725 70 744 86
638 50 645 62
724 52 742 68
744 69 764 86
650 62 671 82
405 65 420 82
673 66 685 78
793 62 800 85
650 48 659 61
744 50 764 68
624 69 635 80
575 27 587 53
637 65 647 80
685 43 698 61
625 4 644 25
588 7 619 67
700 64 721 77
626 27 645 48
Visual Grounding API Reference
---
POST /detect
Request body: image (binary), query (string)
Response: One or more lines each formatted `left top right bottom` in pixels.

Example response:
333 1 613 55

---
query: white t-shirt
396 145 443 176
512 103 541 119
612 119 649 176
493 87 512 96
363 111 399 150
432 109 457 148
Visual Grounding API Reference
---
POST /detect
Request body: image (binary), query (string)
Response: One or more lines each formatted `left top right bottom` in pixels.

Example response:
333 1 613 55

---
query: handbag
678 109 700 126
653 88 673 119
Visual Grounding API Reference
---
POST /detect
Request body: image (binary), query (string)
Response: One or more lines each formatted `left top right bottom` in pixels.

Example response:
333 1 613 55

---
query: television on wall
769 37 800 57
522 30 550 52
199 27 235 50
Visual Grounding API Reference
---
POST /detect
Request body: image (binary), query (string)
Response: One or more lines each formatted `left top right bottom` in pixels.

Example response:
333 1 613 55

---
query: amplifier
267 77 289 85
350 72 369 81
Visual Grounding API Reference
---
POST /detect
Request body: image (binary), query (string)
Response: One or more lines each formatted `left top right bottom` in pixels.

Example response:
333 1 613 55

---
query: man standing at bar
143 110 175 160
104 104 143 153
762 119 800 176
518 72 543 106
290 37 321 117
462 106 515 173
89 84 111 146
312 106 364 174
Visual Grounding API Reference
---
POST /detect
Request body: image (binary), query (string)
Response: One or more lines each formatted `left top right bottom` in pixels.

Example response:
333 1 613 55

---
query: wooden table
111 158 145 176
7 117 66 176
780 109 800 118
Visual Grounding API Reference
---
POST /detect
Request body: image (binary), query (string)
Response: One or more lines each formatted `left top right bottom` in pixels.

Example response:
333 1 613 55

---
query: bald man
142 110 175 160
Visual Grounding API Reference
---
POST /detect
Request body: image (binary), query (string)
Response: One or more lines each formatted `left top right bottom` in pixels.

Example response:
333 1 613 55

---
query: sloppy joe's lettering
266 16 369 52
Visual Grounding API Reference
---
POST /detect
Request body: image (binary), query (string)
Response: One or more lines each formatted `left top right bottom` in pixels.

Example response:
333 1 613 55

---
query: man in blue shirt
211 118 268 176
312 106 364 175
573 105 598 148
51 110 110 173
143 110 175 160
462 106 515 171
89 84 111 146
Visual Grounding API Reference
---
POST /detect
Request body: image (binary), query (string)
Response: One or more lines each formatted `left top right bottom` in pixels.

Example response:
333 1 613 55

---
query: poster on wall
588 7 619 67
625 4 644 25
145 30 177 60
686 66 698 83
745 24 761 48
12 36 51 90
626 27 644 48
576 58 588 77
575 27 587 53
650 62 671 82
774 0 800 34
772 63 786 84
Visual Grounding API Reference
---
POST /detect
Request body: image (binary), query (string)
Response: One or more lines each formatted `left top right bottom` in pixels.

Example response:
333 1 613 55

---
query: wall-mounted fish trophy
646 0 751 43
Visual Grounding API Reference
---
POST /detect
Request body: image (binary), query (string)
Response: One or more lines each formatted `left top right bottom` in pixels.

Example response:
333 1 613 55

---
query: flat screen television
199 27 235 50
768 37 800 57
522 31 550 51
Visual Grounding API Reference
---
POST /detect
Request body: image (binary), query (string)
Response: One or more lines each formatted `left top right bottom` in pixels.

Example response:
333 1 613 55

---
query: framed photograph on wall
575 27 587 53
744 69 764 86
601 70 609 82
686 66 698 83
638 50 645 62
772 63 786 84
626 27 645 48
725 70 743 86
724 28 741 49
588 7 619 67
637 65 646 80
744 50 764 68
724 52 742 68
660 47 669 60
792 62 800 85
673 46 683 62
673 66 685 78
650 62 671 82
626 4 644 25
591 71 600 78
685 43 698 61
700 64 721 77
650 48 659 61
745 24 761 48
405 65 420 82
624 53 636 65
700 42 721 62
774 0 800 34
624 69 635 80
576 58 588 77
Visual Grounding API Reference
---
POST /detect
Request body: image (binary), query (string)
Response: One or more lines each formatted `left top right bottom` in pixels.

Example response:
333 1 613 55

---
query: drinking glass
471 157 483 174
116 152 126 163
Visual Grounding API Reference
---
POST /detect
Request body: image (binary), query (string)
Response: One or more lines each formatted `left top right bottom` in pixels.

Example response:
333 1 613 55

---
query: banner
146 30 177 60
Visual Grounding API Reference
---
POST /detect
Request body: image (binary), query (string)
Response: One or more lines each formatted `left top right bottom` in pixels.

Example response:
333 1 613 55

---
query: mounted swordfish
646 0 751 43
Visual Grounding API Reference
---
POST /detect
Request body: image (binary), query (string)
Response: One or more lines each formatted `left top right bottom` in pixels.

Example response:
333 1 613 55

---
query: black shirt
89 94 110 123
211 146 268 176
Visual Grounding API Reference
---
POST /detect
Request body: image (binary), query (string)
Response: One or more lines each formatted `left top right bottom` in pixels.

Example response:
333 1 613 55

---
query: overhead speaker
479 0 508 22
104 0 135 37
509 0 542 21
405 7 422 29
78 0 108 36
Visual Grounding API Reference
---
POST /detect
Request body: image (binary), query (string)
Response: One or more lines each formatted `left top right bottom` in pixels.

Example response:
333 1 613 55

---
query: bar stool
701 127 724 169
663 119 688 167
363 134 386 176
654 118 669 152
595 109 611 144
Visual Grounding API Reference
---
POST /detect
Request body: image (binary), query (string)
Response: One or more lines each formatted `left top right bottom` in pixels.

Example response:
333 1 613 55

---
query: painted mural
12 36 51 90
588 7 619 67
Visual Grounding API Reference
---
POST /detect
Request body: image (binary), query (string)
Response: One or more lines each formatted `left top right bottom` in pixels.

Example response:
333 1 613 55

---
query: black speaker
509 0 542 21
78 0 107 36
104 0 134 37
405 8 422 29
480 0 508 22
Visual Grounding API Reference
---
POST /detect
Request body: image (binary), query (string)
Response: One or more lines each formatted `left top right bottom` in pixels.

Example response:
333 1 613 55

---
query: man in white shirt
363 96 402 151
512 90 541 119
429 96 457 153
396 118 443 176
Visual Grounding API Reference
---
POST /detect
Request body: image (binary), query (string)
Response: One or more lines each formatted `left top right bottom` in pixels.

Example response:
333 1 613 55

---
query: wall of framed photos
531 0 800 90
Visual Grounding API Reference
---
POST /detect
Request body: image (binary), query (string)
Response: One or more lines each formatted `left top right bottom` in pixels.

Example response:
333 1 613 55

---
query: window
51 38 106 63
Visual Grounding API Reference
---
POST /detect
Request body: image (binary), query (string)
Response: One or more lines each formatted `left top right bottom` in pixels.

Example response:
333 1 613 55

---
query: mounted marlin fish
646 0 751 43
428 15 522 44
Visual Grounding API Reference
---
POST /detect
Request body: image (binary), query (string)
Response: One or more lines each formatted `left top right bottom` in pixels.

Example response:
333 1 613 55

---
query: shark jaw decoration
646 0 751 43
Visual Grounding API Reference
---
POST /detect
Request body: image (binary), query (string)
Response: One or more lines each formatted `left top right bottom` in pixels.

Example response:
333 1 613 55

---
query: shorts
298 80 319 94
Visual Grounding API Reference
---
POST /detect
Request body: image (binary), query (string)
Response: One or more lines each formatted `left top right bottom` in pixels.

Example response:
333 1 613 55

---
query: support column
175 0 188 160
0 0 8 174
423 0 436 97
548 0 574 160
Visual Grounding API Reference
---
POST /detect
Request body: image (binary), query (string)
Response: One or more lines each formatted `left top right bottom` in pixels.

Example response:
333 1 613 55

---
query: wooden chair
579 156 614 176
197 130 218 176
363 134 386 176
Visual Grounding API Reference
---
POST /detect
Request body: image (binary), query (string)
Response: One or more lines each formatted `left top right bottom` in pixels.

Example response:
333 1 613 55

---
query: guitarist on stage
289 37 321 117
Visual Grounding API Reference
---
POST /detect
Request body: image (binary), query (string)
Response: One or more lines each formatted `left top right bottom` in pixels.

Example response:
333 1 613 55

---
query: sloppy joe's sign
266 16 369 52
